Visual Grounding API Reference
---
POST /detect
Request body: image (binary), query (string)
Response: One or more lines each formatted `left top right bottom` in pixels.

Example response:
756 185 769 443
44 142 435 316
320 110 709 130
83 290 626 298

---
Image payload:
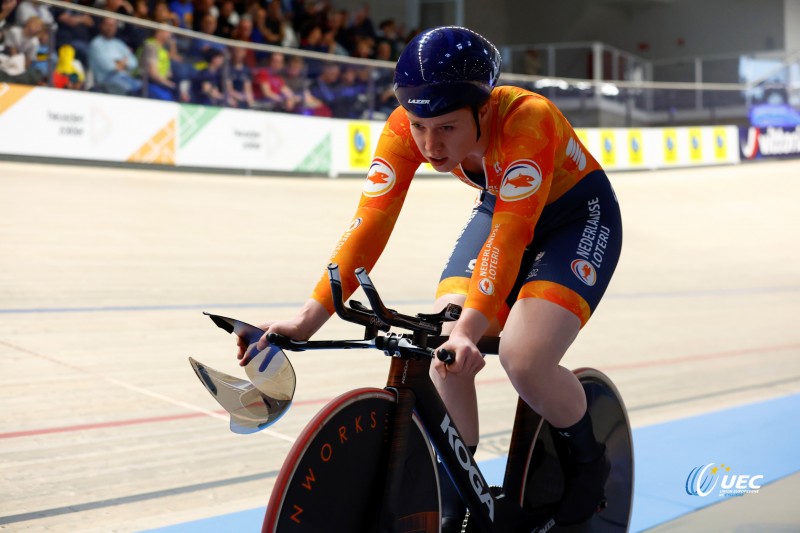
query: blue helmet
394 26 501 118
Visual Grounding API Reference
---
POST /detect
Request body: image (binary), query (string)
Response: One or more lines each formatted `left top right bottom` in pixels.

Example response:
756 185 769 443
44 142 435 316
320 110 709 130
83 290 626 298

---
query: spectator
231 14 255 66
321 26 347 56
192 47 226 106
253 1 285 48
377 18 404 59
372 39 397 117
52 43 85 89
298 20 325 77
3 14 42 67
284 53 329 116
53 0 96 64
335 65 367 118
324 8 349 51
0 5 41 85
0 0 17 31
89 17 141 95
309 61 339 113
227 46 254 108
151 1 180 27
140 28 179 100
30 22 56 81
118 0 149 51
215 0 239 40
187 12 225 61
168 0 193 29
191 0 216 32
252 51 300 111
350 34 373 59
14 0 54 28
341 4 375 54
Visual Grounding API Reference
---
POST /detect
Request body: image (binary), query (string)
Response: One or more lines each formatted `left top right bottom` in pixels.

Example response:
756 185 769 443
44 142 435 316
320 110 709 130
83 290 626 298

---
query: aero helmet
394 26 501 118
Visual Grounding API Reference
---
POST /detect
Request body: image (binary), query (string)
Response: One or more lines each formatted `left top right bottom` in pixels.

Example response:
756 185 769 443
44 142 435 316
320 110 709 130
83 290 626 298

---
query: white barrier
0 84 740 176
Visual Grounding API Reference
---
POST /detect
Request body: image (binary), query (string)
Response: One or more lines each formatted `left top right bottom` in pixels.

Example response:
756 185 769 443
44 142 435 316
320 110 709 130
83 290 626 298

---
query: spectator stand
7 0 399 119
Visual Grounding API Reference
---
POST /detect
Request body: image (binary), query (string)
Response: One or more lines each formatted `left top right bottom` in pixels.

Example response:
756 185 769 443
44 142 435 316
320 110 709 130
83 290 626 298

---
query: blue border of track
141 393 800 532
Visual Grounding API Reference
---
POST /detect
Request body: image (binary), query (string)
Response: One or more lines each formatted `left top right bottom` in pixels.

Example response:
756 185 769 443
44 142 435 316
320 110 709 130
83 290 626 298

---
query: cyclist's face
407 107 479 173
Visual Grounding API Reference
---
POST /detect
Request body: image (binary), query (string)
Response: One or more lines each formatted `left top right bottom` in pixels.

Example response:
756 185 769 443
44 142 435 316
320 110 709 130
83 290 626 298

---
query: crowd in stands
0 0 414 118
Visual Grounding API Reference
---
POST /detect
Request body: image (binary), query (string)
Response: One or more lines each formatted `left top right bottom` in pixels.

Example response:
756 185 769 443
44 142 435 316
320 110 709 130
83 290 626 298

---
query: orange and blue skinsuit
311 86 622 327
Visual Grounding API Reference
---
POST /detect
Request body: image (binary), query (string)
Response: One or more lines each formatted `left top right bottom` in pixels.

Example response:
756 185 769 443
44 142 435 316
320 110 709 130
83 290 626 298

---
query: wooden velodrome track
1 158 798 532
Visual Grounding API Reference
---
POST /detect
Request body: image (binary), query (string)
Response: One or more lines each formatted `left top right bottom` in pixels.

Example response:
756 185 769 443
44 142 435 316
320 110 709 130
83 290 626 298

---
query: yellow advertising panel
600 129 616 167
628 129 644 166
349 122 372 169
713 127 728 161
689 128 703 162
663 129 678 164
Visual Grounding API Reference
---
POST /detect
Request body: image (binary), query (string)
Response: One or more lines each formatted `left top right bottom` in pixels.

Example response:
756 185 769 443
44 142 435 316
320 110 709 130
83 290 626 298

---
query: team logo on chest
364 158 396 197
499 160 542 201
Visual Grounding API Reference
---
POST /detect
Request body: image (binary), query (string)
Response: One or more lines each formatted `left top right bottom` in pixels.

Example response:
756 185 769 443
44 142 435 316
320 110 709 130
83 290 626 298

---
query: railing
8 0 800 127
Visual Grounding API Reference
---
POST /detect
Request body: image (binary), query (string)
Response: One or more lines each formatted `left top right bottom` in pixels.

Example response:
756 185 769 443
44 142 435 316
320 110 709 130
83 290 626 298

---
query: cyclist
238 26 622 529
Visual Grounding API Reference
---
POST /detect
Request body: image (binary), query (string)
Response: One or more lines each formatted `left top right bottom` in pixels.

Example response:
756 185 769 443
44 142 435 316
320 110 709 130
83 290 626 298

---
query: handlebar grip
267 332 292 347
436 349 455 365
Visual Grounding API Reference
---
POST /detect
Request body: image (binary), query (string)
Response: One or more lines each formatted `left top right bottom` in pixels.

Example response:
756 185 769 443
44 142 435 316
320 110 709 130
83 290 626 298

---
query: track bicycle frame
266 264 546 532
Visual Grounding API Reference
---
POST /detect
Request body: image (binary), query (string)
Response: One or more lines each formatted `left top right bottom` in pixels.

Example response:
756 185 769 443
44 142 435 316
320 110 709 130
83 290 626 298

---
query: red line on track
2 343 797 440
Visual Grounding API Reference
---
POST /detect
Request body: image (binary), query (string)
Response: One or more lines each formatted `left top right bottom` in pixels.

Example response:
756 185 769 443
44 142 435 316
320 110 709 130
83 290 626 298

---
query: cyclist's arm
311 110 423 316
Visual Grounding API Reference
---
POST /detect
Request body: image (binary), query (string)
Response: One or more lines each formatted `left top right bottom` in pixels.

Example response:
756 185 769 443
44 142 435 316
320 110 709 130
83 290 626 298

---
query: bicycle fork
381 356 499 532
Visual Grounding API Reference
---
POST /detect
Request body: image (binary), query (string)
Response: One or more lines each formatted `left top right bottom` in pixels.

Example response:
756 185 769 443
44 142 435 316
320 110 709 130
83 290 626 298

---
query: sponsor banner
578 126 739 170
0 84 176 162
739 126 800 160
176 106 330 171
0 85 742 174
348 122 372 169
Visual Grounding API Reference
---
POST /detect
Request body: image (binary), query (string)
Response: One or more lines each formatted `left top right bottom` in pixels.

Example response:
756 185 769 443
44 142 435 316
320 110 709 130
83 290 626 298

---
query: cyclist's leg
499 170 622 525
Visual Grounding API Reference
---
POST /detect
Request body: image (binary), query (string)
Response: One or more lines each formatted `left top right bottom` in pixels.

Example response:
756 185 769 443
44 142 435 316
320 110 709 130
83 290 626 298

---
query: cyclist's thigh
437 192 495 298
510 170 622 327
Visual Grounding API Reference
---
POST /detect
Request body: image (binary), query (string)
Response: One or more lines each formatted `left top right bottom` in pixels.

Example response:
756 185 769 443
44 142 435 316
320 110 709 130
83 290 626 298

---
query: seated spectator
376 18 404 60
53 0 96 64
191 47 225 106
0 0 18 31
30 22 56 81
215 0 239 40
150 1 180 27
140 28 179 101
298 21 326 77
52 44 85 89
0 7 42 85
309 61 340 114
284 53 330 116
252 51 300 112
231 14 255 67
187 12 225 61
226 46 254 108
336 65 367 118
321 26 348 56
89 17 141 95
191 0 216 32
168 0 193 29
14 0 54 28
3 14 42 67
253 1 285 47
118 0 150 51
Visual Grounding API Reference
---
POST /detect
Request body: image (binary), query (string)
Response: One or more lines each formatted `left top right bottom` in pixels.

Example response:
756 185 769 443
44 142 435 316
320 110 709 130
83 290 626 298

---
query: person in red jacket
239 26 622 529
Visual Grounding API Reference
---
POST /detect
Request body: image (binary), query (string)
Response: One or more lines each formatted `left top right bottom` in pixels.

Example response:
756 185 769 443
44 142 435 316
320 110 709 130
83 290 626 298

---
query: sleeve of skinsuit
311 108 424 314
464 96 561 321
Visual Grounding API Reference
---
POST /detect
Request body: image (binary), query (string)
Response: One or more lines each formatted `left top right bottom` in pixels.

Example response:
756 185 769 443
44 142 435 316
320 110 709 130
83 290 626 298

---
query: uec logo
686 463 764 497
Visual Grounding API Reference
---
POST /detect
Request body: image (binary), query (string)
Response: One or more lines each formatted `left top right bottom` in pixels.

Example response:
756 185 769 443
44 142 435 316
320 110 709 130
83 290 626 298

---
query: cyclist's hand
434 334 485 380
236 300 330 366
